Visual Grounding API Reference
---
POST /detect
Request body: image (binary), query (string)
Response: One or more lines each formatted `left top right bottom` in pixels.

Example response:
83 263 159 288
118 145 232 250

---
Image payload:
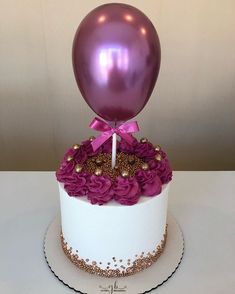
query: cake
56 137 172 277
56 2 171 279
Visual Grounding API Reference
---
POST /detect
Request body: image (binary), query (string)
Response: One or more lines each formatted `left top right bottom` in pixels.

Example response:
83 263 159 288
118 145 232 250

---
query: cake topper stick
111 132 117 168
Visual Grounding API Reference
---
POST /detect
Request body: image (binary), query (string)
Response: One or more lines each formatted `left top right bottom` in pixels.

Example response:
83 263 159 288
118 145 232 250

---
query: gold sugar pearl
114 165 119 170
67 155 73 162
89 136 95 142
95 158 103 166
94 168 102 176
73 144 80 150
121 170 129 178
141 163 149 170
155 145 161 151
75 164 83 173
155 154 162 161
140 137 148 143
128 155 135 165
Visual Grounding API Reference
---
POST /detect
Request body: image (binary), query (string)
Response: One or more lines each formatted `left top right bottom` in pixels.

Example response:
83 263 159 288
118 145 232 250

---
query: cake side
59 182 169 277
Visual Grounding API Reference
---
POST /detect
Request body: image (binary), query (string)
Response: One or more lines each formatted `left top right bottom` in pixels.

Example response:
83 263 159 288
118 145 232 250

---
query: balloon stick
112 133 117 169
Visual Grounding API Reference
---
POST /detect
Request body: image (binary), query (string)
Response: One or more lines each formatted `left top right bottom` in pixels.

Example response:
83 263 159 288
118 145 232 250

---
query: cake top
56 136 172 206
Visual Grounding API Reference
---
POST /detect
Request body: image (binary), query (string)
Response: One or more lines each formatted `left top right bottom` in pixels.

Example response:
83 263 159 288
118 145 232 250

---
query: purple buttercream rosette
56 137 172 206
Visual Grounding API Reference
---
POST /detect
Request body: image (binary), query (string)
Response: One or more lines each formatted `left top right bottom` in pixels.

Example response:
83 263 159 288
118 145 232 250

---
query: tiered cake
56 137 172 277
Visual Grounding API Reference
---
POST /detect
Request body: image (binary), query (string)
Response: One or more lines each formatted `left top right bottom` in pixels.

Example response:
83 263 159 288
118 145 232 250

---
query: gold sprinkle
128 155 135 165
67 155 73 162
60 227 167 278
155 154 162 161
95 158 103 166
82 152 144 181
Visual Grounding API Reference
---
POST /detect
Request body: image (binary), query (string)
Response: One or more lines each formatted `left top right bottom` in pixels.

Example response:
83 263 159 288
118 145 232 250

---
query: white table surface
0 171 234 294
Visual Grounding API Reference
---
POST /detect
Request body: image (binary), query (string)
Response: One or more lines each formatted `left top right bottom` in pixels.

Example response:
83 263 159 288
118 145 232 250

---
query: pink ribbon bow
89 117 139 151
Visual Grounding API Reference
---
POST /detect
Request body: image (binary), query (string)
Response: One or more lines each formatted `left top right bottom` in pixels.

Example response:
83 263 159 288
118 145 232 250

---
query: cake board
44 214 184 294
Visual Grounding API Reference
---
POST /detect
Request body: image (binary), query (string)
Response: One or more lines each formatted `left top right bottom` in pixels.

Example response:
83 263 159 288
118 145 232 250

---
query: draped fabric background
0 0 235 171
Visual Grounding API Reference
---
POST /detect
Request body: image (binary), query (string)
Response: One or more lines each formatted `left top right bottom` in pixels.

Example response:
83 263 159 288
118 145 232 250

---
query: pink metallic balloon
72 3 161 122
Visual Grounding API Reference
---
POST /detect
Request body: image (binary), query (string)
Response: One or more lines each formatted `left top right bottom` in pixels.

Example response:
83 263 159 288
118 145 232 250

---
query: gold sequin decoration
60 226 167 278
83 152 144 181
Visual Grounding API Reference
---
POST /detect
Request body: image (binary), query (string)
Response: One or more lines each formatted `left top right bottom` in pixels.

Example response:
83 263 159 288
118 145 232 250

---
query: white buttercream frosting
59 183 169 271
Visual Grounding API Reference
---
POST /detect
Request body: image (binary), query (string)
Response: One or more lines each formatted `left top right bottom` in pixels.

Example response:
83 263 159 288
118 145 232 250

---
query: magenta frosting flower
64 172 90 197
134 141 156 160
113 177 140 205
56 159 76 183
147 150 172 184
73 146 88 164
87 175 113 205
136 170 162 196
118 137 138 154
81 139 101 157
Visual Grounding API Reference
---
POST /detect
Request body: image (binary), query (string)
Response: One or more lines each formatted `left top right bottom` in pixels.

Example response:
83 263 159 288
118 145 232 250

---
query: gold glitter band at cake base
60 226 167 278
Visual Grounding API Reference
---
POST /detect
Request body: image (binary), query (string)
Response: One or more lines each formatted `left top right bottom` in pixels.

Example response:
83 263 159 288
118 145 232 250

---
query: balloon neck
107 120 124 128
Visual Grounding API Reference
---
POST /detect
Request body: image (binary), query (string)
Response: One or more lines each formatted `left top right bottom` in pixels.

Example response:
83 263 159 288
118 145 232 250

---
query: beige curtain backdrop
0 0 235 171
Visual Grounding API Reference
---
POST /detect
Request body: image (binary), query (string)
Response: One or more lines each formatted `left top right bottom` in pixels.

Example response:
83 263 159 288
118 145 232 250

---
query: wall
0 0 235 170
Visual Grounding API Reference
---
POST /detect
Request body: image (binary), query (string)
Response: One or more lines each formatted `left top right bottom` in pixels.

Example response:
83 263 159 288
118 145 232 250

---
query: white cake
56 137 172 277
59 182 169 277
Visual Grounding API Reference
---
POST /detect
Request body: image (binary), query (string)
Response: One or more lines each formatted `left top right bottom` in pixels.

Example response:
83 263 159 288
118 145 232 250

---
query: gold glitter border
60 226 167 278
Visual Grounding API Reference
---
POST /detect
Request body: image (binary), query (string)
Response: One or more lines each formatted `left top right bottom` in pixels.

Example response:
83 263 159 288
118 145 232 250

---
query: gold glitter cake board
44 214 184 294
